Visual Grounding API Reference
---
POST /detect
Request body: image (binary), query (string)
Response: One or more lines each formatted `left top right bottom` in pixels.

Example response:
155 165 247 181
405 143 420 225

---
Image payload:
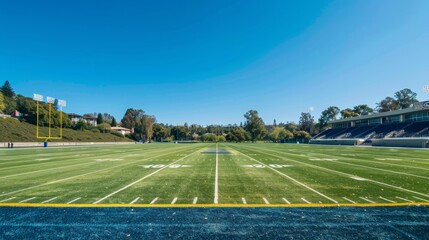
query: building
310 101 429 148
68 113 98 127
111 127 132 136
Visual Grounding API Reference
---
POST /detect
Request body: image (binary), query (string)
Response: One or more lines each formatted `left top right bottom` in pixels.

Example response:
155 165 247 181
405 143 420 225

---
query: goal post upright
33 93 67 142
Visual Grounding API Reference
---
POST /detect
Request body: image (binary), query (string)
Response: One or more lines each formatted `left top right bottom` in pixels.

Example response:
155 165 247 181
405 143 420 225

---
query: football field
1 143 428 206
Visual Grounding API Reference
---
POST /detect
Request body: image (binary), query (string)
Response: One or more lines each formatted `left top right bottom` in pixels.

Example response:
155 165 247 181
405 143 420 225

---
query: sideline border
1 202 428 208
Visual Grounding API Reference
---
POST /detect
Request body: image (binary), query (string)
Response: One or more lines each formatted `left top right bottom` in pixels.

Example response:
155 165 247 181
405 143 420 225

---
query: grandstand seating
314 121 429 140
399 121 429 137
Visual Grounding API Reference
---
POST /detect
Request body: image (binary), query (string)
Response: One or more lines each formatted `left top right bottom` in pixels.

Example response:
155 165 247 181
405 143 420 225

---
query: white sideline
214 143 219 204
93 147 203 204
233 147 338 204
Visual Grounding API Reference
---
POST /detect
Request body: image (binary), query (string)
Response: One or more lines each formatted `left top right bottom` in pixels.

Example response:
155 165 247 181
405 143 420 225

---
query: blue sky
1 0 429 125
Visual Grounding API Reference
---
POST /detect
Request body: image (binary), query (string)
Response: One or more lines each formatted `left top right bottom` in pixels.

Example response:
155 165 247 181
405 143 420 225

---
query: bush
110 131 124 138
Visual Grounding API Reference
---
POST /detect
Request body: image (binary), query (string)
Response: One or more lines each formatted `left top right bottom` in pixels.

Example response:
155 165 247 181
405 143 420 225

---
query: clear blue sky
1 0 429 125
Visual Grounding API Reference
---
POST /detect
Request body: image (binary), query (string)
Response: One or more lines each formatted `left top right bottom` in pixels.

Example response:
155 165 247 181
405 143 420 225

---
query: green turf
0 143 428 205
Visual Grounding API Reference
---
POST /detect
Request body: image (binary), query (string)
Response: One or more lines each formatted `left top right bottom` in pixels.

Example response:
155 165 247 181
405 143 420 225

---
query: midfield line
93 146 204 204
230 146 338 204
245 145 429 199
214 143 219 204
0 145 195 198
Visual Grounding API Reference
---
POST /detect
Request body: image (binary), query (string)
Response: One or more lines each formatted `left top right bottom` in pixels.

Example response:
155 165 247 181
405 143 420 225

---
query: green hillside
0 117 133 142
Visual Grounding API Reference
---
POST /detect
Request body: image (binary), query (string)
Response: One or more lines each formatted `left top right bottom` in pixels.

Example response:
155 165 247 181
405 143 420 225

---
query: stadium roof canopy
328 101 429 124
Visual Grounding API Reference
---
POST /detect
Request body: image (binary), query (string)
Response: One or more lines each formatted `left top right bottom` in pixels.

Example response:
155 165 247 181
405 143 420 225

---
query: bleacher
314 121 429 140
399 121 429 137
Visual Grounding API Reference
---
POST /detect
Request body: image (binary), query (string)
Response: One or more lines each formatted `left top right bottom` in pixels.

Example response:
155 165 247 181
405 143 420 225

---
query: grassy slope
0 117 132 142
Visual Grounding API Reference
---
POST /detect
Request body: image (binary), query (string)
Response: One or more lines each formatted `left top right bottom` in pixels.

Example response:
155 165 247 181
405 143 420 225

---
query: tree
111 117 117 127
243 110 267 142
376 97 399 112
153 123 170 142
318 106 340 129
226 127 249 142
1 80 15 98
394 88 418 109
353 104 374 116
141 115 155 142
294 130 311 141
340 108 359 118
299 112 315 135
97 113 103 125
0 92 5 113
269 127 288 142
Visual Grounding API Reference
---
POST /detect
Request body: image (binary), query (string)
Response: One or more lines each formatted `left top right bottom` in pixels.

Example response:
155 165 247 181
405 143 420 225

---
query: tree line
0 80 420 142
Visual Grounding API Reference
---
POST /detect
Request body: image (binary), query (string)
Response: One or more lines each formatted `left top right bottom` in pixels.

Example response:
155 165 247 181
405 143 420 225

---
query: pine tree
111 117 117 127
1 80 15 98
97 113 103 124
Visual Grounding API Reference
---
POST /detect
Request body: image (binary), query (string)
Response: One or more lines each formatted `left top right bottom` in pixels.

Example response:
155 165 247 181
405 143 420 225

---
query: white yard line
242 197 247 204
342 197 356 204
245 145 429 199
0 146 194 198
19 197 36 203
150 197 159 204
67 197 81 204
0 197 16 203
171 197 178 204
413 196 429 202
214 143 219 204
263 197 270 204
301 198 311 204
379 196 396 203
359 197 375 203
93 147 203 204
0 162 96 180
42 197 58 203
232 147 338 204
282 198 291 204
396 196 413 202
193 197 198 204
130 197 140 204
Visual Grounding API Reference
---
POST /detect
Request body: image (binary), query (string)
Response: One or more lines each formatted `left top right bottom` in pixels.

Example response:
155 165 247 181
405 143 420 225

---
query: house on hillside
111 127 132 136
82 114 97 126
10 110 23 119
68 113 98 126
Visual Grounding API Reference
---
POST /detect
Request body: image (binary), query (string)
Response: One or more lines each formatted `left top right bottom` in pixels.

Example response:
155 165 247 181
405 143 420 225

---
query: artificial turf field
1 143 429 239
0 143 428 206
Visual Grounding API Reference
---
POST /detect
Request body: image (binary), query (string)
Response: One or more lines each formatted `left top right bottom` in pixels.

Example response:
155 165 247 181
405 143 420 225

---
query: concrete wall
1 142 135 148
371 138 429 148
309 139 364 146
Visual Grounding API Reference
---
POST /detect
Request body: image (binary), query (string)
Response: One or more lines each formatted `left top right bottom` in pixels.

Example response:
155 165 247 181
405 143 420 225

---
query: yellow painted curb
0 202 428 208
